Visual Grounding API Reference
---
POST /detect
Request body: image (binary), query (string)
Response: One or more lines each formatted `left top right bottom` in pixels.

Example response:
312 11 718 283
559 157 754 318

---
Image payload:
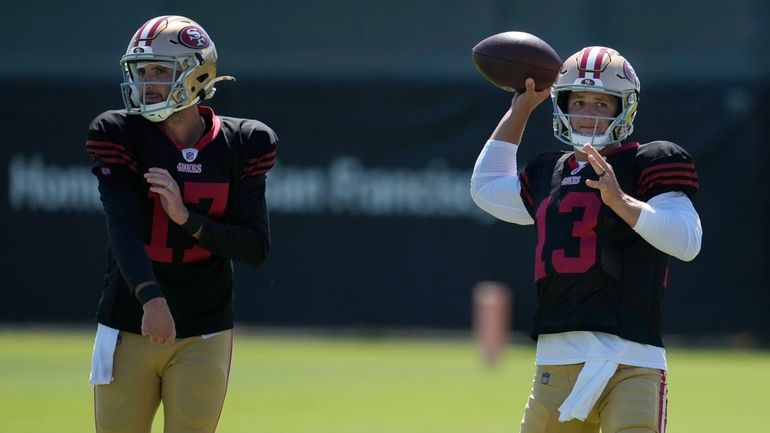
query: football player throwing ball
471 46 702 433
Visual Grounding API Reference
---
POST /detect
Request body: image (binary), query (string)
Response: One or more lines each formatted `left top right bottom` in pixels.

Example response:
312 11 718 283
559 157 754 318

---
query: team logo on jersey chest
180 148 202 172
182 148 198 162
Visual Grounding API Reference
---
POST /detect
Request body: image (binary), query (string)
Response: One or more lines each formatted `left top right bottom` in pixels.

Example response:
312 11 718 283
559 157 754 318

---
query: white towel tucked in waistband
89 324 119 385
558 360 618 422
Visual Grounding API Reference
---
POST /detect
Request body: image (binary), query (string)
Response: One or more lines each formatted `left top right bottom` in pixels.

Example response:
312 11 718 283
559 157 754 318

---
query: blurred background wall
2 0 768 342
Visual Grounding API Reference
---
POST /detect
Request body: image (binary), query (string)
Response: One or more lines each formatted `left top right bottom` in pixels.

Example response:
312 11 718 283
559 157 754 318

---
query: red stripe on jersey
644 179 699 189
86 140 138 172
637 163 698 194
241 150 277 178
88 150 138 170
639 170 698 191
639 179 700 197
245 150 277 166
639 162 696 178
241 166 276 178
243 160 276 173
244 155 276 168
519 172 533 207
241 161 277 179
87 147 132 160
638 162 697 195
242 159 276 173
86 140 131 154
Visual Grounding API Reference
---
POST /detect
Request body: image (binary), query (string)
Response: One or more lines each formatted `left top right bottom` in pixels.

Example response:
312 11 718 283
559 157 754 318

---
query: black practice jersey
519 141 698 346
86 106 277 337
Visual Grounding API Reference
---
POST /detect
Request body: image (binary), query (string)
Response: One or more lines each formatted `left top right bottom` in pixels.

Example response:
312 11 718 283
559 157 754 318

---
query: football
472 31 562 92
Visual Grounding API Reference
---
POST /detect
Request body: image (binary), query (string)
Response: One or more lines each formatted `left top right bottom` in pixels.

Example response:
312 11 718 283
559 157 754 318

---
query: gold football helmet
120 15 234 122
551 46 640 150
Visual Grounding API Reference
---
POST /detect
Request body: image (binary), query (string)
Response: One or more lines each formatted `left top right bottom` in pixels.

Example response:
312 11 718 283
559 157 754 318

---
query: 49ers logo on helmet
623 60 639 85
178 26 210 49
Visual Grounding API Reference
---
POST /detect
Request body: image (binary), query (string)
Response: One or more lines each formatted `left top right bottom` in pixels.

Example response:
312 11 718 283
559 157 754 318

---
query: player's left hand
583 144 625 208
144 167 189 225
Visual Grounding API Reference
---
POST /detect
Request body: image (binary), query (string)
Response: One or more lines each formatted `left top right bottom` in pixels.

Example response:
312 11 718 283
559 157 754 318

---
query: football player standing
86 15 277 433
471 47 702 433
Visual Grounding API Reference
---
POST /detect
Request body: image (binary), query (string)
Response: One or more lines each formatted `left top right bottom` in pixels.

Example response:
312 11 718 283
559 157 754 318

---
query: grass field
1 327 768 432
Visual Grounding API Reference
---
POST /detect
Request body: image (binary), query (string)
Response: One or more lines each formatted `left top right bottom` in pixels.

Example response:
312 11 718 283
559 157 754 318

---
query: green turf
1 327 768 432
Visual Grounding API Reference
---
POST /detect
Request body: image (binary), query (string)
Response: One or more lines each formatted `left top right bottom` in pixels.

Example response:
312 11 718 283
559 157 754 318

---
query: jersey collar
566 141 640 171
195 106 221 153
159 105 221 153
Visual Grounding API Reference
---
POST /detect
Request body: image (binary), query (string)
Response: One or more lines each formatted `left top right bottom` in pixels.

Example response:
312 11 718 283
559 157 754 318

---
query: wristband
181 212 203 235
135 283 164 305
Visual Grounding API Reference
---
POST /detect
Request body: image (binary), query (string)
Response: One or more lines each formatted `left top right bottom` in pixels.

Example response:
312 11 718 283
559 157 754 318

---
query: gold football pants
520 363 667 433
94 329 233 433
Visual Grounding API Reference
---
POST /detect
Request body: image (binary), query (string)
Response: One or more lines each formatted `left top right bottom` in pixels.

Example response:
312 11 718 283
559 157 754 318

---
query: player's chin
142 93 165 103
575 129 607 136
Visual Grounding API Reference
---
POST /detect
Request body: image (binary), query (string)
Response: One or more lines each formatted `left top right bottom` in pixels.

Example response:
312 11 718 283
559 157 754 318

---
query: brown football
472 31 562 92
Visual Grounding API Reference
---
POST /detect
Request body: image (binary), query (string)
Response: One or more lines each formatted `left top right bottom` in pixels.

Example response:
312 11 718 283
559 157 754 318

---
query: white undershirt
470 139 702 261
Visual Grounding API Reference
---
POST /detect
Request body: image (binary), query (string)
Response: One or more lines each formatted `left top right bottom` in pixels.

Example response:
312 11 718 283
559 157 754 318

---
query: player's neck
160 106 206 148
574 142 620 161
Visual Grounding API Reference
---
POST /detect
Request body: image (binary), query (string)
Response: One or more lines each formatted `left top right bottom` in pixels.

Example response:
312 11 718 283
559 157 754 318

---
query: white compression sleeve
470 140 703 261
633 191 702 261
470 139 534 225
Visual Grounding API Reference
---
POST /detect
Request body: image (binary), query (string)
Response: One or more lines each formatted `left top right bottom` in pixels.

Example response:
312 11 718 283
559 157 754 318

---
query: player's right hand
141 298 176 345
511 77 551 114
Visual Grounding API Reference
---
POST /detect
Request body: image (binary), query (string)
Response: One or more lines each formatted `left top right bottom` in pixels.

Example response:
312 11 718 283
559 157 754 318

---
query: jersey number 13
534 192 602 280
